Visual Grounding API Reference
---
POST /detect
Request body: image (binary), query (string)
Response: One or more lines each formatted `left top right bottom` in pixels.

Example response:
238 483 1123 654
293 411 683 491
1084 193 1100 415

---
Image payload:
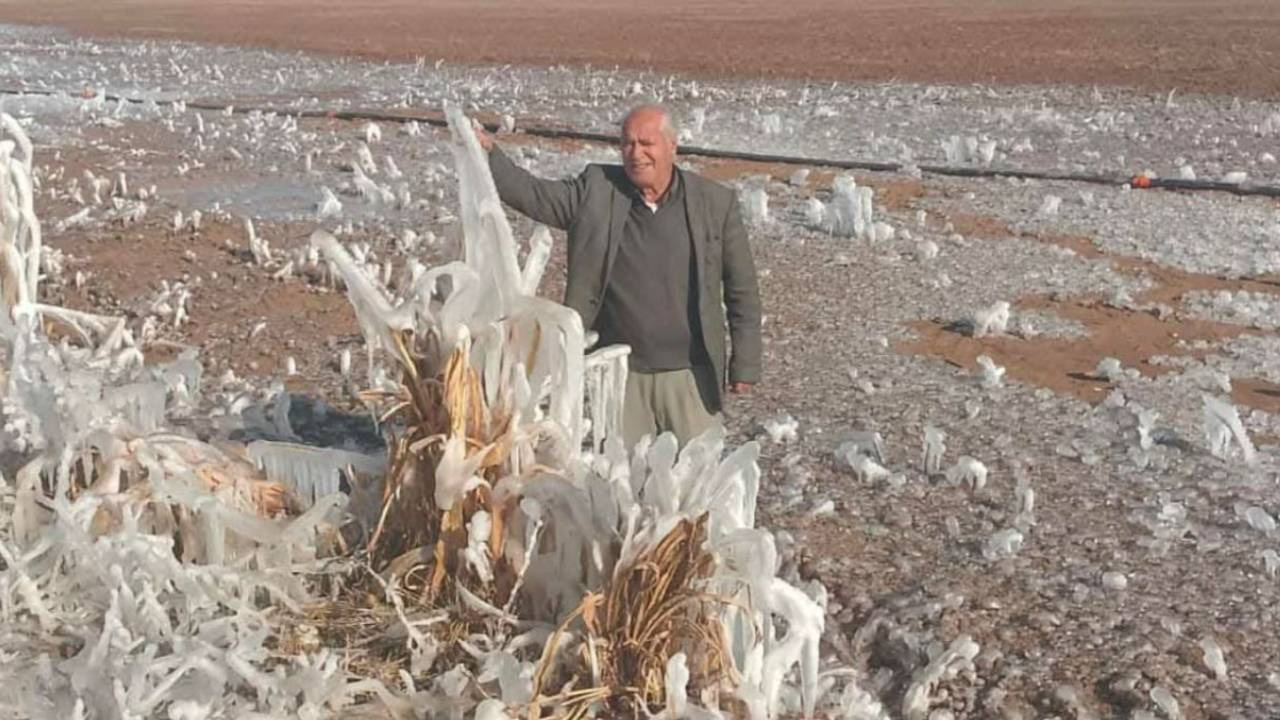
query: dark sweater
594 169 704 371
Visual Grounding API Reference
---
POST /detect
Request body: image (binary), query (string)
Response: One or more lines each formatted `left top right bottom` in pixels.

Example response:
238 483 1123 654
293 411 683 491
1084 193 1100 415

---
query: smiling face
620 106 677 198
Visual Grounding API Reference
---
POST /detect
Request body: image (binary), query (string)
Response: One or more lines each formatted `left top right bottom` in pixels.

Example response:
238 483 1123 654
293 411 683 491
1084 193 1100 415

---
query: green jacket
489 147 762 410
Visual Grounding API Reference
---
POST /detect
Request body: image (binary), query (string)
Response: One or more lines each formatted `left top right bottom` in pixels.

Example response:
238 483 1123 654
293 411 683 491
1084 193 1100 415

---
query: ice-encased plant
809 174 874 239
1202 394 1256 465
0 113 382 720
307 106 827 718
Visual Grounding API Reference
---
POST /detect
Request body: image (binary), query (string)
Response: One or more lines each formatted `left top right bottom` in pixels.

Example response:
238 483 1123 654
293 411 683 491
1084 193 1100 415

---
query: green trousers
622 366 719 447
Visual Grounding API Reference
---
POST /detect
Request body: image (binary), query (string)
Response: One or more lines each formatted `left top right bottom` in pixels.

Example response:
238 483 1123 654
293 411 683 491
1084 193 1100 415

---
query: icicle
922 426 946 475
465 511 494 583
519 226 553 296
664 653 690 718
246 440 384 507
102 381 167 432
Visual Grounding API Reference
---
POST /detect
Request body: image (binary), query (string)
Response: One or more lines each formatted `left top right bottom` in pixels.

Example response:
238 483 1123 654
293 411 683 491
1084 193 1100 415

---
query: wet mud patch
898 210 1280 411
896 304 1252 406
52 214 360 385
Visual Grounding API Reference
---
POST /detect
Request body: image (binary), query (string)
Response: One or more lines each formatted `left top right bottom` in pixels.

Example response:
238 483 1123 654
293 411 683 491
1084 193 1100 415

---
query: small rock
1101 571 1128 591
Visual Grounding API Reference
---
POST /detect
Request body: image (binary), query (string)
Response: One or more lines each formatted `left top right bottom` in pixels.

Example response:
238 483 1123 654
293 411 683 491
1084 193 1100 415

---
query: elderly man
476 105 762 446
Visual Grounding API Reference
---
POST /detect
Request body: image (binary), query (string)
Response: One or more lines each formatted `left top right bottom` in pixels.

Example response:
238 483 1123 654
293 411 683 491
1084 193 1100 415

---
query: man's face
621 110 676 193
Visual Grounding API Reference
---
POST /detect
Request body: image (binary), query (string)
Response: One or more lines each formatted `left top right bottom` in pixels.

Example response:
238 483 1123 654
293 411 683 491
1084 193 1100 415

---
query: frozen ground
2 24 1280 720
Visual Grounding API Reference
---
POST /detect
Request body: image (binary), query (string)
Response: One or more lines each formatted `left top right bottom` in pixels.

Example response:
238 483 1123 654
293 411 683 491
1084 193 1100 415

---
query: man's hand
728 381 753 395
472 120 495 152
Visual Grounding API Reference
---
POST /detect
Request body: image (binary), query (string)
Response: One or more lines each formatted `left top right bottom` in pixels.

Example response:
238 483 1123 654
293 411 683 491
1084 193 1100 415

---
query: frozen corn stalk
1202 394 1256 464
298 107 828 719
901 635 980 720
921 425 946 475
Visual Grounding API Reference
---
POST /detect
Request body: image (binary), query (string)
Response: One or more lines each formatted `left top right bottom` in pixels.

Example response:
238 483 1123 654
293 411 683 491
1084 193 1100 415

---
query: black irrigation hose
7 85 1280 199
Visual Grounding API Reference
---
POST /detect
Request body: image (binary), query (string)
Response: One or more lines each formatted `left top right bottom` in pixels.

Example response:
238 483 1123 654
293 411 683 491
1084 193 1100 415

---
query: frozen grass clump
0 112 391 719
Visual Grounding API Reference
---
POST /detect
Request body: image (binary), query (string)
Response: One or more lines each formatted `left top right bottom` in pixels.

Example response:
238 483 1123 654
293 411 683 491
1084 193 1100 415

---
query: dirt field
4 0 1280 98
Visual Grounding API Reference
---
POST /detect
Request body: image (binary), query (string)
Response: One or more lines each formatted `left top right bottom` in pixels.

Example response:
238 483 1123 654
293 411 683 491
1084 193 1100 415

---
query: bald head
620 104 679 201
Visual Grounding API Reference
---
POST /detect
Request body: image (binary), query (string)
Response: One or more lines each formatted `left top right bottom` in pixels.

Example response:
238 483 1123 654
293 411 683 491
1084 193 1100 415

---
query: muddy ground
3 0 1280 97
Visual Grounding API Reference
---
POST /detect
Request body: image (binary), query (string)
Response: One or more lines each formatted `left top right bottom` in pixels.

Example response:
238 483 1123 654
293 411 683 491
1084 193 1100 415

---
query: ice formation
975 354 1005 388
1201 394 1256 464
970 301 1010 337
940 135 997 166
1037 194 1062 216
945 456 987 493
1199 636 1228 681
763 413 799 443
1095 356 1124 382
1150 686 1182 720
811 175 875 239
1241 505 1276 534
1101 571 1128 591
921 425 946 476
742 186 770 225
983 529 1024 560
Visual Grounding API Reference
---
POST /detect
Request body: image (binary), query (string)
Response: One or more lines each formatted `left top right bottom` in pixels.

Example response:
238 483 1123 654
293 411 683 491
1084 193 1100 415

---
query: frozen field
2 22 1280 720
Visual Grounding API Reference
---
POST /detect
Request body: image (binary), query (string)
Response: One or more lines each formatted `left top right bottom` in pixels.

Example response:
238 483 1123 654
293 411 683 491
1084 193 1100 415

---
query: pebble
1101 571 1128 591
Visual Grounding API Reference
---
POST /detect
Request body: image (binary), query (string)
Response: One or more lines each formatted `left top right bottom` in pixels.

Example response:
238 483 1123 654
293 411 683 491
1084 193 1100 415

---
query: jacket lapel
682 169 707 286
603 184 630 289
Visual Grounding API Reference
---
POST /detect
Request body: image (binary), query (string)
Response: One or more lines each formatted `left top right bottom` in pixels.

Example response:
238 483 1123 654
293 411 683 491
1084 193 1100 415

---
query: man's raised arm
476 123 585 231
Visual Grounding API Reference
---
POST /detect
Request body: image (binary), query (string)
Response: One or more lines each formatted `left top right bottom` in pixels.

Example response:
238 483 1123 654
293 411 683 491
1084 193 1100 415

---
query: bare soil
897 211 1280 413
4 0 1280 98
